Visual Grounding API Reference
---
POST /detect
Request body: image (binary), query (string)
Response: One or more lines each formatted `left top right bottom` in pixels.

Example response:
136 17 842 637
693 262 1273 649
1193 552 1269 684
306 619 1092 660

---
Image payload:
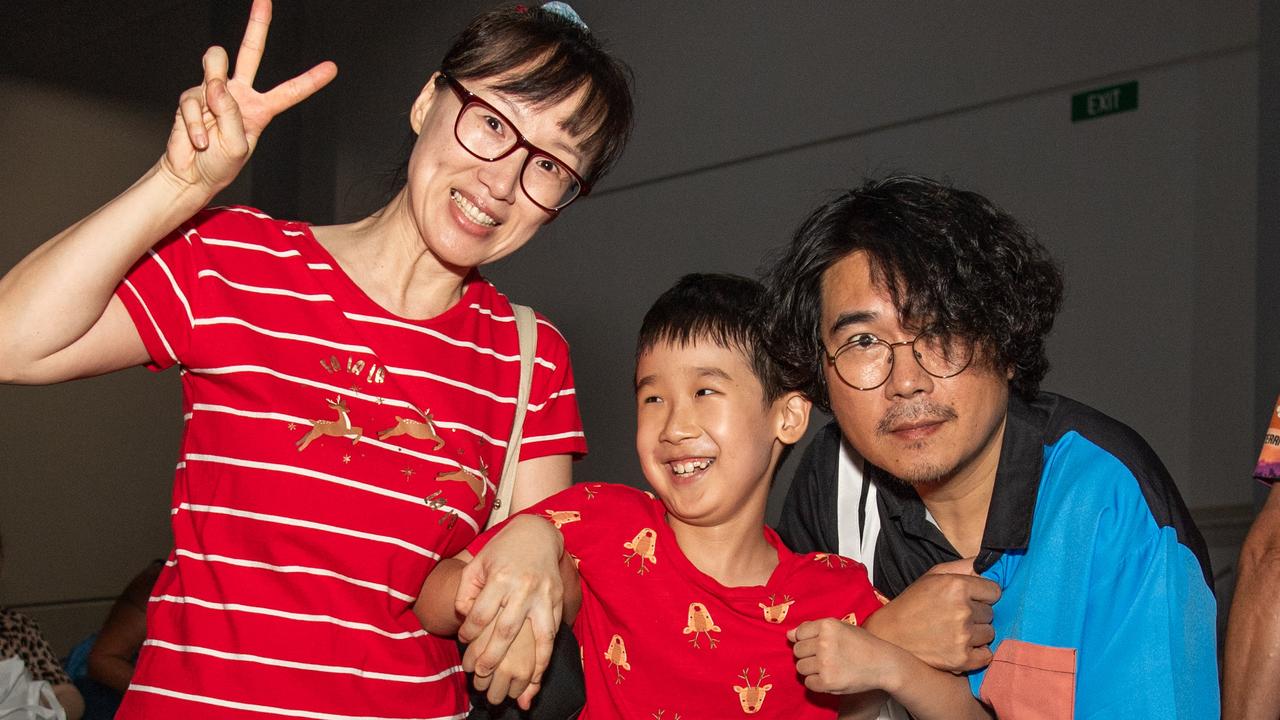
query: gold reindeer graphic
813 552 850 568
543 509 581 529
603 634 631 684
377 407 446 449
435 459 488 510
623 527 658 574
758 594 795 624
297 397 363 451
683 601 721 648
733 667 773 714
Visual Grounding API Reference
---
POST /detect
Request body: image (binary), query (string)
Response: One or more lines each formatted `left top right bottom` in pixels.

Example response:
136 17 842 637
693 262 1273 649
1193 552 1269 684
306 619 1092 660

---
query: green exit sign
1072 81 1139 122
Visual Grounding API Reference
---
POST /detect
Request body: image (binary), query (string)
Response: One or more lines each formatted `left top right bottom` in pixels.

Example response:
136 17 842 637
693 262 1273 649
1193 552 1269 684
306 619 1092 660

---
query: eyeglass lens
455 104 581 210
834 334 972 389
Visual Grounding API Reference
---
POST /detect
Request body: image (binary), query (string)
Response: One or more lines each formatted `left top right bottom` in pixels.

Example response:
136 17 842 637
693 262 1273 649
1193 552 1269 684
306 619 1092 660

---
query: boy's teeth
672 459 712 475
451 190 498 226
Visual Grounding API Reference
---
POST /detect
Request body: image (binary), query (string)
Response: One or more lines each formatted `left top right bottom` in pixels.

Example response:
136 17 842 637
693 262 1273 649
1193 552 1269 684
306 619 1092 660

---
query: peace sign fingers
249 61 338 137
232 0 271 88
158 0 335 196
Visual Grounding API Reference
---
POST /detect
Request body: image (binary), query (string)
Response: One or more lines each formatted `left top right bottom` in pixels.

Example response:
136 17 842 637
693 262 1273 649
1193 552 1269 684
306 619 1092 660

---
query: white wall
473 2 1259 519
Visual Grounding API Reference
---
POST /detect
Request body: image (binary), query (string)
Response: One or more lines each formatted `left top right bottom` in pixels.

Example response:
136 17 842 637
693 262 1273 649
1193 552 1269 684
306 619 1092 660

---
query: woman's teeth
671 459 713 476
451 190 498 227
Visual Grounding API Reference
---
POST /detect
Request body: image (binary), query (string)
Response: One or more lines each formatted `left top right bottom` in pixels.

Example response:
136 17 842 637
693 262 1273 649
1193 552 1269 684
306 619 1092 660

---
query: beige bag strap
487 303 538 529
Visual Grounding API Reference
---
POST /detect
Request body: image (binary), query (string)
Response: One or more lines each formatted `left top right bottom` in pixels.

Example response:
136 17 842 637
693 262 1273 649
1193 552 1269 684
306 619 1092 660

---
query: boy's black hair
636 273 789 405
764 175 1063 412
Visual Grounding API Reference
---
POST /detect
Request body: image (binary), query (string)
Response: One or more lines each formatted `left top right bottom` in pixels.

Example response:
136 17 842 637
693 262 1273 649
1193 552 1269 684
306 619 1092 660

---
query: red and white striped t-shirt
112 206 587 720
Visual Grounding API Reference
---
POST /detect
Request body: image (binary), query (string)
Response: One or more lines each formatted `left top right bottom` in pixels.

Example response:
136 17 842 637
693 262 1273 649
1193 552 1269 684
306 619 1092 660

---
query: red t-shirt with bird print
473 483 886 719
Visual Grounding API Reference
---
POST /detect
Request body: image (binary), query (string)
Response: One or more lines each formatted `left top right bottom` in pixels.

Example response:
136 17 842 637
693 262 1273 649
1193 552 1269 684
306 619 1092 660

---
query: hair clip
514 4 528 12
541 1 588 31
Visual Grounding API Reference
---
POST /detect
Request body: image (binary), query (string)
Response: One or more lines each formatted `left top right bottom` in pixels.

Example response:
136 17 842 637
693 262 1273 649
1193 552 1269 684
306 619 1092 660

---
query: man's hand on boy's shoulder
862 559 1001 673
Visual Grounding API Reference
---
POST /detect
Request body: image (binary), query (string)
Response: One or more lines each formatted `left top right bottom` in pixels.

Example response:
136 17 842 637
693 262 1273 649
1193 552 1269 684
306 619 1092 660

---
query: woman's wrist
507 514 565 557
146 158 222 217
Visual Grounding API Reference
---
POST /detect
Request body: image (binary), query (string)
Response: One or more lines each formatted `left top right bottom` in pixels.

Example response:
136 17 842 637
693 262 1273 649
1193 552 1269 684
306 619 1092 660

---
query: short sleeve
114 211 211 371
468 482 595 556
516 317 588 461
468 483 634 563
1071 501 1218 717
810 553 886 627
5 612 71 685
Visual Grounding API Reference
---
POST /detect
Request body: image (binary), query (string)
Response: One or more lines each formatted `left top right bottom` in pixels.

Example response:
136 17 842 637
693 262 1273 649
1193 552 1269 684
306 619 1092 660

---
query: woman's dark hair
764 175 1064 412
637 274 791 405
440 3 634 186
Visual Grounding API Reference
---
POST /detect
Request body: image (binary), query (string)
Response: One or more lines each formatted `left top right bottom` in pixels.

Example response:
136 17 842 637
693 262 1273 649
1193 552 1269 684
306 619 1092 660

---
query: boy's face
635 339 808 529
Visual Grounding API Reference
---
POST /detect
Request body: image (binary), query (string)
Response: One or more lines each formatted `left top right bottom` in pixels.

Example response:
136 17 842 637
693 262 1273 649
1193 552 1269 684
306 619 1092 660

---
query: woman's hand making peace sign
160 0 337 196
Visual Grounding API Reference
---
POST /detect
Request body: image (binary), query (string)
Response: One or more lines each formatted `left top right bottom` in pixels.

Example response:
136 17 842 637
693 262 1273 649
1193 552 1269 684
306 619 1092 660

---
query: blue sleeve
975 432 1219 718
1074 504 1218 718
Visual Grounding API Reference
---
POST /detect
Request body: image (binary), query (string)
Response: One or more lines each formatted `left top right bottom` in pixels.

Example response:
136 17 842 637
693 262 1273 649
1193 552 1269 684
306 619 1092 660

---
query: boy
421 274 990 718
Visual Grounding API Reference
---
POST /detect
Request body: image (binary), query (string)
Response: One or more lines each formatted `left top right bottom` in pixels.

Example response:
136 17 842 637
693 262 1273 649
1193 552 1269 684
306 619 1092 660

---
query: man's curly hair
763 175 1063 412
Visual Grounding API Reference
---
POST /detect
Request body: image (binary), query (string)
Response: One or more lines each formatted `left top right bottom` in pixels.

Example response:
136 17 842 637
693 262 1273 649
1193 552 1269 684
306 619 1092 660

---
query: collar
870 393 1048 573
972 393 1046 570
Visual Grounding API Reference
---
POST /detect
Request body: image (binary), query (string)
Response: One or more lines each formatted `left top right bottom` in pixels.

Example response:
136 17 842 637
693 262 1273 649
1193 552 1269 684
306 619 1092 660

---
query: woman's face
403 71 591 271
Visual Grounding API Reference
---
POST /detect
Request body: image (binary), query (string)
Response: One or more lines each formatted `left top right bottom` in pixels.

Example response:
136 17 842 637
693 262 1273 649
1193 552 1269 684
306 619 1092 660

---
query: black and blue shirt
779 392 1218 718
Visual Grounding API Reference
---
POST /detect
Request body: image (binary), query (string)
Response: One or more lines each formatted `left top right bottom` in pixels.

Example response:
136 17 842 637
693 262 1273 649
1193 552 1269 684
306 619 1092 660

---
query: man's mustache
876 401 958 434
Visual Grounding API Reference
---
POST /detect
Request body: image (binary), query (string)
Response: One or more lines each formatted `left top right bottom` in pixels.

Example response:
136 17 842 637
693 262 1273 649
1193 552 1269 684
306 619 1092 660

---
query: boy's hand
861 558 999 672
469 619 541 709
790 619 904 695
456 516 564 681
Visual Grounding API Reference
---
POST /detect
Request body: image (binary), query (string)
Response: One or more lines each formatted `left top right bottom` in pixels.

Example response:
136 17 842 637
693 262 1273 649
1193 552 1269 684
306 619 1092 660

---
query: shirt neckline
872 393 1047 573
288 221 488 326
644 494 801 599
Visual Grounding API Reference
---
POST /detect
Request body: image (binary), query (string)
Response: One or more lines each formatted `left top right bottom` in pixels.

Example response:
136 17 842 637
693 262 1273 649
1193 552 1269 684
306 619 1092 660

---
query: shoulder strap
488 303 538 529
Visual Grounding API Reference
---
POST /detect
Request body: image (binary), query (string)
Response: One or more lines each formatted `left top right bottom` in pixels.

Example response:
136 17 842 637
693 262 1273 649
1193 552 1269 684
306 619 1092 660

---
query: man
1222 392 1280 719
765 175 1218 717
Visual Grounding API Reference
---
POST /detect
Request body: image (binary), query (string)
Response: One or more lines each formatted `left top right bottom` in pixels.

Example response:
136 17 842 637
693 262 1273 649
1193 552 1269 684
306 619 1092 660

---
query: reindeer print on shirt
733 667 773 714
297 397 363 451
758 595 795 624
543 509 581 529
376 406 446 449
436 459 488 510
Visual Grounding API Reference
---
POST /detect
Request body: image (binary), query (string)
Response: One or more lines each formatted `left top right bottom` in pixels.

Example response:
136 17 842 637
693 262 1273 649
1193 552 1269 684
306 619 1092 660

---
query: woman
0 1 633 717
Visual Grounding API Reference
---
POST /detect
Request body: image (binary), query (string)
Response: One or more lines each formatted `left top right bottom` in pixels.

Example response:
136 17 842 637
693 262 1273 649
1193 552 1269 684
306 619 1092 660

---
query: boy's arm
791 619 993 720
414 555 470 635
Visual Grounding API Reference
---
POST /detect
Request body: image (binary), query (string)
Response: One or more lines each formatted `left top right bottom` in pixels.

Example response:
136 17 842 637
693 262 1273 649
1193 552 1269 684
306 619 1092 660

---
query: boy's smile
635 339 806 530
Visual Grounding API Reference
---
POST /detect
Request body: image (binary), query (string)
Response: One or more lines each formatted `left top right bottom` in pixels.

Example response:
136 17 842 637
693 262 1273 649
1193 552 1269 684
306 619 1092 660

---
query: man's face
820 251 1010 486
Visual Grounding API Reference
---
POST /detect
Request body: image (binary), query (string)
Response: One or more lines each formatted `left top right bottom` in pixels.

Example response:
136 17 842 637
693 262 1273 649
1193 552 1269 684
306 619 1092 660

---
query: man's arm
861 559 999 673
1224 482 1280 719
